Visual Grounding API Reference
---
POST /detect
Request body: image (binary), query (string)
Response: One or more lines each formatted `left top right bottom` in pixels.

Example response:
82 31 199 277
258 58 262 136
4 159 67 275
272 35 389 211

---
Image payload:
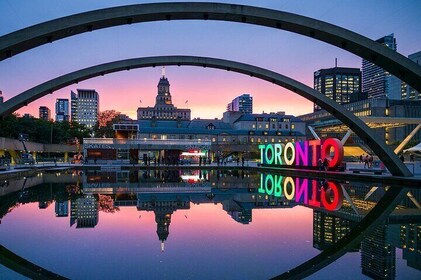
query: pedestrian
368 155 374 168
318 158 323 170
359 154 363 163
322 158 329 171
400 154 405 162
364 155 369 168
410 154 414 162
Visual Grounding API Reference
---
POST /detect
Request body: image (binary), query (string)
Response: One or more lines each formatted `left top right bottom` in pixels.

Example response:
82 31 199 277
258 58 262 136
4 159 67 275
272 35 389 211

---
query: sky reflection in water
0 169 420 279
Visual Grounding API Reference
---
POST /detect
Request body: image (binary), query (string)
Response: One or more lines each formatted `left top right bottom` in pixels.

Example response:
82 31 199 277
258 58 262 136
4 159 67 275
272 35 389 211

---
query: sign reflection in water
258 173 344 211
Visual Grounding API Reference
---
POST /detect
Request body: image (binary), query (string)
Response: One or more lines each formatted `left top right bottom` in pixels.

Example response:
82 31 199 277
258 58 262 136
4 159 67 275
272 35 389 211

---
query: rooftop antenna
162 66 166 78
335 58 338 68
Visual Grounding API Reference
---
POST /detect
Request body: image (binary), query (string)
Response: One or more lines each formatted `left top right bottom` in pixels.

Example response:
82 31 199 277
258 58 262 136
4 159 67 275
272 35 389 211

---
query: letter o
321 138 344 168
283 142 295 165
283 177 295 200
321 181 343 211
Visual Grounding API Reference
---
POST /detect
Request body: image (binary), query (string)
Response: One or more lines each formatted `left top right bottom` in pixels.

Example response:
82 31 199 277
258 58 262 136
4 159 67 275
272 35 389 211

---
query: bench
349 168 385 175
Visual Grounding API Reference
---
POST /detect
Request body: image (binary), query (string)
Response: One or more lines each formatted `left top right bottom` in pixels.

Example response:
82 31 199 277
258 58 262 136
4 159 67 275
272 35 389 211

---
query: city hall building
83 70 306 163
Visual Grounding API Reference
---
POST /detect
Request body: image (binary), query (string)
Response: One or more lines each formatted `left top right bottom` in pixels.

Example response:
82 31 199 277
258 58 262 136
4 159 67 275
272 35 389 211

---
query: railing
83 138 212 146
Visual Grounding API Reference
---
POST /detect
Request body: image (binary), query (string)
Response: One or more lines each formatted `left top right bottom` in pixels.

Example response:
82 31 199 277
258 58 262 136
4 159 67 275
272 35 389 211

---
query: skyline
1 0 421 119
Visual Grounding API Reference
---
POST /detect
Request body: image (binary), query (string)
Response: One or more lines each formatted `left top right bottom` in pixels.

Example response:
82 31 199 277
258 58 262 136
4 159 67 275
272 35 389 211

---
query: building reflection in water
1 169 421 277
311 185 421 279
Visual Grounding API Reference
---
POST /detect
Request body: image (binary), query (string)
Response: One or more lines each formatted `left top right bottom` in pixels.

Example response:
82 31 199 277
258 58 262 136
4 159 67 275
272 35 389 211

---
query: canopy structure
403 143 421 154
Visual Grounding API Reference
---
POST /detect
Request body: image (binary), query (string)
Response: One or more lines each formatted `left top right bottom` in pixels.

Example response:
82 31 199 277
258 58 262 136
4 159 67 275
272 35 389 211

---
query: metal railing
83 138 212 146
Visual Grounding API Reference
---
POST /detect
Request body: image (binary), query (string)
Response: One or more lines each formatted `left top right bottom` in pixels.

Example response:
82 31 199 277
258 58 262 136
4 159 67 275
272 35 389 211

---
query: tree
0 114 90 144
94 110 125 138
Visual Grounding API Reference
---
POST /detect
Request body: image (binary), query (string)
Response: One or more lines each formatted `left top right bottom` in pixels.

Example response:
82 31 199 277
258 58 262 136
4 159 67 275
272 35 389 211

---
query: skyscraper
75 195 98 228
137 67 191 120
401 51 421 100
71 89 99 128
361 224 396 279
55 98 69 122
39 106 51 121
71 91 77 121
362 34 401 99
313 67 361 111
55 200 69 217
226 94 253 114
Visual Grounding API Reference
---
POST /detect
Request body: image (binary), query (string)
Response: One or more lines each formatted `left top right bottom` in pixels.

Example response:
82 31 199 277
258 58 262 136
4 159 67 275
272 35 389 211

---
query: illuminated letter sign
259 138 343 169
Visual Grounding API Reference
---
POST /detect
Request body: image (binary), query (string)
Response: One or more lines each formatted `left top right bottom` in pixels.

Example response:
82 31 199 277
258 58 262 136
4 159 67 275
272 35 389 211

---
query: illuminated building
55 98 69 122
401 51 421 100
312 211 354 250
137 68 191 121
361 224 396 279
399 224 421 271
39 106 51 121
71 89 99 128
227 94 253 114
299 98 421 144
75 195 99 228
362 34 401 100
313 67 361 111
55 200 69 217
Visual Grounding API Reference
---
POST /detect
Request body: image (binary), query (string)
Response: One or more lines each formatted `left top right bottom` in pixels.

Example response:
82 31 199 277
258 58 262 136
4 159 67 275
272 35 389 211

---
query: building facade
108 111 306 164
299 98 421 145
55 98 69 122
401 51 421 101
39 106 51 121
362 34 401 100
137 69 191 121
226 94 253 114
71 89 99 128
313 67 361 111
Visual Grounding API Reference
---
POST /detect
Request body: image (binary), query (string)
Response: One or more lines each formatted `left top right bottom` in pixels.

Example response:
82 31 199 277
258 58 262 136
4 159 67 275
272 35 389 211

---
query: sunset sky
1 0 421 119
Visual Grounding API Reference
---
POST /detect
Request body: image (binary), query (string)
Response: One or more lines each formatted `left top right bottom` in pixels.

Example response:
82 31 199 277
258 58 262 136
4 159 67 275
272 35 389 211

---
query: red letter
308 180 321 207
321 138 344 168
308 140 321 166
320 181 343 211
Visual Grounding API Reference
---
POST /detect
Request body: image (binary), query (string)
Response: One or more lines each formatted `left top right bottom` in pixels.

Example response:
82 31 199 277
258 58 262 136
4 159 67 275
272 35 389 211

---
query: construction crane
18 133 35 164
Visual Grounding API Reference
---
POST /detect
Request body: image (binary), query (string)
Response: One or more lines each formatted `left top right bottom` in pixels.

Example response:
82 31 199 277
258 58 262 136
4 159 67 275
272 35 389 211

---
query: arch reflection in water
0 169 421 279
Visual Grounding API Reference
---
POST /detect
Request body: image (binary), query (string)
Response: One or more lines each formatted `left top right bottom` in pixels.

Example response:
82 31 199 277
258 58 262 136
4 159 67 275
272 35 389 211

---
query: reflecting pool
0 169 421 279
